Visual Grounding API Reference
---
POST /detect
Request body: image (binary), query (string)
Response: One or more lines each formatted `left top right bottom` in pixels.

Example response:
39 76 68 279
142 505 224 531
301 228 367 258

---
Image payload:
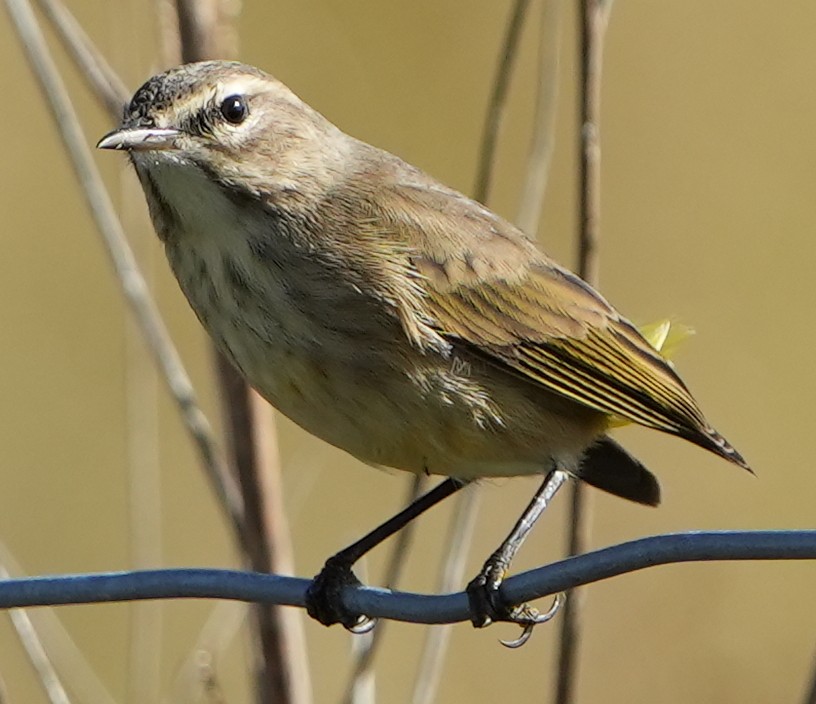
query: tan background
2 1 815 702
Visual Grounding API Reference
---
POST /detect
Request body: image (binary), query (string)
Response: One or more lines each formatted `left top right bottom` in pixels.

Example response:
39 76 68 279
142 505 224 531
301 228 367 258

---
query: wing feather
423 263 709 435
338 151 748 469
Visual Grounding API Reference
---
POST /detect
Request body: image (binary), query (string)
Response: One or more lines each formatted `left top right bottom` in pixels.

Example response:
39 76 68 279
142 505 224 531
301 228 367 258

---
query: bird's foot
305 556 376 634
466 557 564 648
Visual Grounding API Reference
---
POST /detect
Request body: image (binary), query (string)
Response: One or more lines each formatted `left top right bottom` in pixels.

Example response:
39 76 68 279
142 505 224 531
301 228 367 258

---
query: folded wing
364 171 748 470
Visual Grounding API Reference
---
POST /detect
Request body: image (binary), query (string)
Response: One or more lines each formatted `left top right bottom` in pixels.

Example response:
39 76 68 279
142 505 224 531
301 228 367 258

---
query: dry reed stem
7 0 248 546
556 2 614 703
342 475 427 704
473 0 533 204
173 2 309 702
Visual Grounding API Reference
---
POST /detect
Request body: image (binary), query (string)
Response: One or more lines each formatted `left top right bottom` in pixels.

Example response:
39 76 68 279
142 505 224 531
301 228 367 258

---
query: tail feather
682 426 753 473
577 437 661 506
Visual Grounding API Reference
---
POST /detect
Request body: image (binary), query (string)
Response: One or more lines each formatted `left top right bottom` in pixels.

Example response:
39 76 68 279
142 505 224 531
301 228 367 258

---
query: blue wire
1 530 814 625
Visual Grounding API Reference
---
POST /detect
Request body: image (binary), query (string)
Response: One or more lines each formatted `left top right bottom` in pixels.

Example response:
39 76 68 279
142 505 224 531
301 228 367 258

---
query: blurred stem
556 2 613 704
412 2 563 695
9 0 247 545
21 4 263 697
343 475 427 704
34 0 129 113
473 0 532 204
515 0 563 236
13 0 308 698
175 0 237 65
0 562 72 704
803 647 816 704
166 601 247 704
123 211 163 704
175 2 310 703
154 0 181 67
575 0 610 284
7 609 71 704
411 487 481 704
0 540 119 704
409 0 527 688
215 361 310 704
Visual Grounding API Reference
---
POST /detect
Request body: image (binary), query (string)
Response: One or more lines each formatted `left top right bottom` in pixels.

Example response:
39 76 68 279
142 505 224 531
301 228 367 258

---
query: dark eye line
179 109 215 138
177 94 249 138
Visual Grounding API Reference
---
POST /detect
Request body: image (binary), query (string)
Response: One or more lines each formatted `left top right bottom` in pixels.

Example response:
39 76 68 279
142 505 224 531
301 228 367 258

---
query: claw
500 624 535 649
499 593 565 648
467 553 566 647
347 615 377 635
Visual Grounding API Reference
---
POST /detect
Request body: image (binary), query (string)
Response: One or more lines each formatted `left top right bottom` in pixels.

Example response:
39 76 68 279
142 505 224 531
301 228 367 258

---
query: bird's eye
220 95 248 124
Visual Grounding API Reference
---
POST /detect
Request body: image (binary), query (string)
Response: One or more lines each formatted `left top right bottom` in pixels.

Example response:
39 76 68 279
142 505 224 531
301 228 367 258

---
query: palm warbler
98 61 749 636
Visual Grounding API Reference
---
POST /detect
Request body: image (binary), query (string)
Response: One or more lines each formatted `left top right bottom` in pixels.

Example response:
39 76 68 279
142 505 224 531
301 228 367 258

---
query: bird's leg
306 476 466 631
467 468 570 646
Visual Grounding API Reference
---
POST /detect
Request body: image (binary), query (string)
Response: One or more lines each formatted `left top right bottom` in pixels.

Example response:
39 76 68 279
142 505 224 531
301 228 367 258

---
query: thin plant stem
803 646 816 704
575 0 611 284
411 487 481 704
412 2 563 694
7 610 72 704
515 0 564 236
473 0 533 204
122 191 163 704
175 0 237 65
4 1 306 700
154 0 181 67
2 0 246 542
342 475 427 704
556 2 614 703
0 565 72 704
0 545 117 704
172 2 310 703
165 601 248 704
34 0 129 115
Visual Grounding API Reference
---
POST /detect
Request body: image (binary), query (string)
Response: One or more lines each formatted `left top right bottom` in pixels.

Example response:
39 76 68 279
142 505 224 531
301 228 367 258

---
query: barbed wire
2 530 814 625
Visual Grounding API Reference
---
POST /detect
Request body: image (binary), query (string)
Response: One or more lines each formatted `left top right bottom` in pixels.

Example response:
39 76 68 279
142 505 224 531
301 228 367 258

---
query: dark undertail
577 436 661 506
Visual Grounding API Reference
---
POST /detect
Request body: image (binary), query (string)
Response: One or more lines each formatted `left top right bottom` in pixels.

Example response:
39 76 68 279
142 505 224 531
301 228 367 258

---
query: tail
577 437 661 506
681 426 753 474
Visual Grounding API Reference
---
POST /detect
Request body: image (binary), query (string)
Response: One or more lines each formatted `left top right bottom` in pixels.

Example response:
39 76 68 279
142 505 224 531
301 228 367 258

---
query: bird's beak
96 127 182 151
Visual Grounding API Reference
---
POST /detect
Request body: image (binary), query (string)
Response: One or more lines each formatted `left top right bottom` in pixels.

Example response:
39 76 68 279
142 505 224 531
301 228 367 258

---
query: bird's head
97 60 348 198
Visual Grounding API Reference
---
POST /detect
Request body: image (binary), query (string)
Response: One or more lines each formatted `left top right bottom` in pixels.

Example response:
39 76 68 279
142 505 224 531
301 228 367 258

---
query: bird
97 60 749 640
